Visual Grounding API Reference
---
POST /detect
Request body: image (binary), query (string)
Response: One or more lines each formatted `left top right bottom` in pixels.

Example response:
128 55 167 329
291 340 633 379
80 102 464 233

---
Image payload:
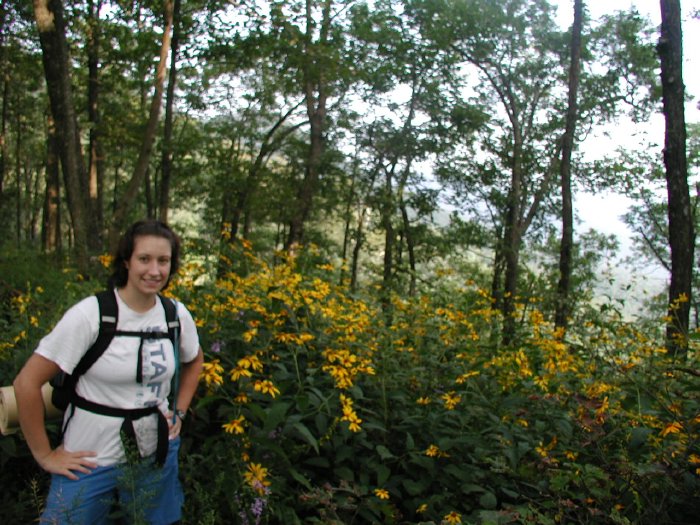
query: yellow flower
425 445 440 457
339 394 363 432
660 421 683 437
374 488 389 500
237 354 263 372
416 503 428 513
230 366 253 381
242 328 258 342
424 444 449 457
455 371 479 384
416 396 432 405
441 391 461 410
98 254 113 269
222 415 246 434
200 359 224 387
254 379 281 398
234 392 250 404
443 511 462 524
244 462 271 495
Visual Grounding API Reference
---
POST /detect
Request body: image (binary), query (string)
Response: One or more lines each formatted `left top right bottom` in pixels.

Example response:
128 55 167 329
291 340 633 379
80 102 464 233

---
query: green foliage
167 243 700 524
1 244 698 524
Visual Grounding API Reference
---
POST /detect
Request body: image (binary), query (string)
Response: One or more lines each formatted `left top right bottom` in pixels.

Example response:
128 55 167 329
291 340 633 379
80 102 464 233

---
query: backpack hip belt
72 394 170 466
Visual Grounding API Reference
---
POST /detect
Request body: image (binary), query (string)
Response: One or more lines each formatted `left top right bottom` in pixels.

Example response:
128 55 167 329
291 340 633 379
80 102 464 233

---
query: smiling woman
12 219 204 525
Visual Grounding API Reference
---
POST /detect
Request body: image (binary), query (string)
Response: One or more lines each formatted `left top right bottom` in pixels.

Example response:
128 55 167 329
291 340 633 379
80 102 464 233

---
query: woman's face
124 235 173 297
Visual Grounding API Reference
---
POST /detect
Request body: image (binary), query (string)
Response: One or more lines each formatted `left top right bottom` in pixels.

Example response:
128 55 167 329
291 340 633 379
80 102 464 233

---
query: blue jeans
41 437 183 524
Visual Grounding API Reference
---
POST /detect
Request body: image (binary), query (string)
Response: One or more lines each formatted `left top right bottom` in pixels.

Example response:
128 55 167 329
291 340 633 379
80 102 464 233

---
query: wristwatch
175 409 187 421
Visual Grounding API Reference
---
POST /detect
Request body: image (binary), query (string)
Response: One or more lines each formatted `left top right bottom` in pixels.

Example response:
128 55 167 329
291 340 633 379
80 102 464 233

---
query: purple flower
211 341 224 353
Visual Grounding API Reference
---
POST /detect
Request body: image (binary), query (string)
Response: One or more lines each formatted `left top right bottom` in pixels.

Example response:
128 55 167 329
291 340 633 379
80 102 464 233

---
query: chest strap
111 329 171 384
72 395 169 467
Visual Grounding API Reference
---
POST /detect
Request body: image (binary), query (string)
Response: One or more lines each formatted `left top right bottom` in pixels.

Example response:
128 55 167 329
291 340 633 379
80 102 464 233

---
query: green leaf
293 422 319 453
460 483 486 495
375 464 391 486
288 467 312 489
334 466 355 482
479 491 498 510
263 401 291 432
402 478 429 496
376 444 394 460
406 433 415 450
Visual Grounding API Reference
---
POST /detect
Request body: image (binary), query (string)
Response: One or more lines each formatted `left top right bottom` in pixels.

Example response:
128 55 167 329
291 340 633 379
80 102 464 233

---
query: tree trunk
14 107 21 245
350 206 366 293
159 0 181 223
0 21 8 208
658 0 694 358
399 196 417 297
0 71 7 209
381 165 395 313
232 108 303 239
86 0 104 249
33 0 89 272
501 123 524 345
397 160 416 297
109 0 174 249
555 0 584 331
43 115 61 253
285 0 332 250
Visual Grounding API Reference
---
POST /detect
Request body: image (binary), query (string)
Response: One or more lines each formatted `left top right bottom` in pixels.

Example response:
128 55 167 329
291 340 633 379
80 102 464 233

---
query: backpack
50 289 181 411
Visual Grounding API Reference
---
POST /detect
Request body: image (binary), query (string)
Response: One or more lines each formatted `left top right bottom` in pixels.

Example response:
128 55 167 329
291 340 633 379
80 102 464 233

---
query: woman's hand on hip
38 445 97 480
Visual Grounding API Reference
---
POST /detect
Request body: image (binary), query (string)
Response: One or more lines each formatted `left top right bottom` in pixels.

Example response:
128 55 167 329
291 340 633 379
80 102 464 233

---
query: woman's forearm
14 363 54 463
176 347 203 414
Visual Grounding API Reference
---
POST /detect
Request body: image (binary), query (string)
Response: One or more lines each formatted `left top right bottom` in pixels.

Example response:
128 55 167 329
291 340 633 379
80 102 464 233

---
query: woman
13 219 204 524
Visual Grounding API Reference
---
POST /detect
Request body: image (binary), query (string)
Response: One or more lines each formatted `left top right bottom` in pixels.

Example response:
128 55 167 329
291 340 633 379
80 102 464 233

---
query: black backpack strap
59 290 118 436
73 290 119 377
158 294 180 343
159 295 182 422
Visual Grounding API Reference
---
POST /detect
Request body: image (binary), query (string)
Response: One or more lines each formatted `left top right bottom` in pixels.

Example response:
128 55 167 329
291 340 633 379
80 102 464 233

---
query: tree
159 0 181 223
658 0 694 357
86 0 105 246
431 0 566 344
33 0 90 271
285 0 338 250
108 0 174 249
555 0 584 331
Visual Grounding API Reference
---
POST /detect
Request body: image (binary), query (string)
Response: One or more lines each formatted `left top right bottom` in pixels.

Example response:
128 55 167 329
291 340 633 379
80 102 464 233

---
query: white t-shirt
35 290 200 466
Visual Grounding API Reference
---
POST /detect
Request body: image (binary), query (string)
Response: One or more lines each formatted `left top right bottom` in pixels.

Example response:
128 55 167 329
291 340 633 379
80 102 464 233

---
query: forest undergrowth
0 241 698 525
